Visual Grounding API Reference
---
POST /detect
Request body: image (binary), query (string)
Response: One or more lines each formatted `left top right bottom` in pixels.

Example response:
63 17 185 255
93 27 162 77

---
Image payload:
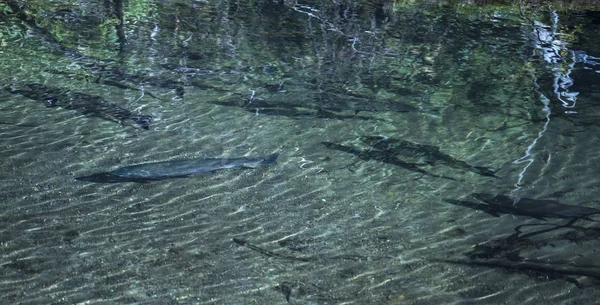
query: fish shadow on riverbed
440 193 600 287
437 218 600 287
75 153 280 183
360 136 497 177
322 141 458 181
322 136 497 180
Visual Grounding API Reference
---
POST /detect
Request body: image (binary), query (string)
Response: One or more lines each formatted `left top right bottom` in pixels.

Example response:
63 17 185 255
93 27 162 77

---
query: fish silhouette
360 136 497 177
322 141 456 180
6 84 152 129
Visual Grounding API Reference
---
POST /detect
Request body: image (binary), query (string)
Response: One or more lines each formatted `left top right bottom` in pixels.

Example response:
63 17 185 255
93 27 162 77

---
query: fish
6 84 152 129
212 97 373 120
210 96 375 120
210 92 422 120
322 142 457 180
75 153 280 183
360 136 497 177
449 193 600 220
314 93 420 113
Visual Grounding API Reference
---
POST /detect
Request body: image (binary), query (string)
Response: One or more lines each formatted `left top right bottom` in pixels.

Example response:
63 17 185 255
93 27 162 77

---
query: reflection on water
513 9 600 190
2 1 600 304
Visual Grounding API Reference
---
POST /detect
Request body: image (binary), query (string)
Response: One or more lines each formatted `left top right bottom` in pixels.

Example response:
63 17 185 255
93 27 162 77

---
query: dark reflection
361 136 497 177
322 141 457 181
108 0 126 51
6 84 152 129
5 2 186 98
48 64 191 99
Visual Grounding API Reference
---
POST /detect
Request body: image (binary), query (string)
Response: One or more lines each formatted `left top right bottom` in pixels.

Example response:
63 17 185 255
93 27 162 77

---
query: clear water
1 1 600 304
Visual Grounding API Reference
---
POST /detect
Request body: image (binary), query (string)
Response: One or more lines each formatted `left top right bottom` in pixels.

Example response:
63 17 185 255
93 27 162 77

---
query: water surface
1 1 600 304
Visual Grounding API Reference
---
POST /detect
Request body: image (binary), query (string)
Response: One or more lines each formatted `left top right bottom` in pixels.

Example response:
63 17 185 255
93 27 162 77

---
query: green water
1 1 600 304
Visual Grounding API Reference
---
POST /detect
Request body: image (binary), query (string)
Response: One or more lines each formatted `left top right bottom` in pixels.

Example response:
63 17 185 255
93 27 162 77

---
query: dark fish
210 96 374 120
215 98 372 120
315 93 420 113
250 107 372 120
322 142 456 180
361 136 497 177
211 93 421 120
6 84 152 129
462 193 600 220
76 153 279 183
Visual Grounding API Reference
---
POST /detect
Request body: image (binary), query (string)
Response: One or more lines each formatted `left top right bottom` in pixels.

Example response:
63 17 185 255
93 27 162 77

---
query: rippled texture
2 1 600 304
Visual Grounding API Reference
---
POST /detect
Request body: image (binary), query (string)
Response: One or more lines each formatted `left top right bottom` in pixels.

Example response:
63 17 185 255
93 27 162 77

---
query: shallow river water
1 1 600 304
